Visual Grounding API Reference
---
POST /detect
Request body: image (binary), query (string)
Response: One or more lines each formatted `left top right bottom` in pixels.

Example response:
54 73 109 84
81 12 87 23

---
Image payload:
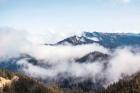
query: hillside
100 73 140 93
0 69 64 93
1 69 140 93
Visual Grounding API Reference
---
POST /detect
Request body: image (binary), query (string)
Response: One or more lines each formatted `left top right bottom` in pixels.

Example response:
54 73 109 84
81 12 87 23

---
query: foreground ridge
1 69 140 93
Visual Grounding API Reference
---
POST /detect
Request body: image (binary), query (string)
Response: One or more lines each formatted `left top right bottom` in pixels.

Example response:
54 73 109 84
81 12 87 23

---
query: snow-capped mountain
56 35 96 45
52 32 140 48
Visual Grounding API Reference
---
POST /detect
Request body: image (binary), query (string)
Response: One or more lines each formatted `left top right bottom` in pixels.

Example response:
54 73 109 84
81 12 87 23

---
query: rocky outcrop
0 75 19 92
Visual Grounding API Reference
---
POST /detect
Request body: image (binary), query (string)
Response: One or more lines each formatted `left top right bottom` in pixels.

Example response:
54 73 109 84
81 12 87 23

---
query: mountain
76 51 110 63
56 35 96 45
1 31 140 93
0 52 108 93
0 54 38 72
50 32 140 48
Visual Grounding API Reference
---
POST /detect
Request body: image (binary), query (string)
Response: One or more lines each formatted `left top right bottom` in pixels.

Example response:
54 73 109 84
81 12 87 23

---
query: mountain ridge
46 31 140 48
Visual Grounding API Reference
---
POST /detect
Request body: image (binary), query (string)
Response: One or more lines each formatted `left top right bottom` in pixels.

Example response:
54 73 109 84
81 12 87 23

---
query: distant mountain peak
56 34 96 45
46 31 140 48
76 51 110 63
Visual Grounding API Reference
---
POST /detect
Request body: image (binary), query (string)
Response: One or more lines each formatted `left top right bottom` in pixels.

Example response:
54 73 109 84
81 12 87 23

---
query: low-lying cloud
18 47 140 86
0 27 140 87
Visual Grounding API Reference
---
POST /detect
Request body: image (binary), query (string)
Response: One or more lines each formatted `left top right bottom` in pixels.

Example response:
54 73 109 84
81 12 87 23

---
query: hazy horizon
0 0 140 43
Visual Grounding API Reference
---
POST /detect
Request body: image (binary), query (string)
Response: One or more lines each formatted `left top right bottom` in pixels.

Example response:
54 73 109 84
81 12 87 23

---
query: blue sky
0 0 140 39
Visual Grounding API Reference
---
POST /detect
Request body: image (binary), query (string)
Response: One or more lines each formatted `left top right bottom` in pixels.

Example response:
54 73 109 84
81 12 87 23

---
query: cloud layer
0 27 140 87
18 47 140 86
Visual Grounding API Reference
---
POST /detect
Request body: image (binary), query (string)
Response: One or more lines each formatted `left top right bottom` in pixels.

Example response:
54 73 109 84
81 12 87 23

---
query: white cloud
17 47 140 87
28 44 108 63
0 27 30 57
111 0 132 4
1 27 140 88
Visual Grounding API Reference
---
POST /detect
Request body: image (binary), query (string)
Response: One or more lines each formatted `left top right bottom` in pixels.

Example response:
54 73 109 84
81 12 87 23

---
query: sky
0 0 140 43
